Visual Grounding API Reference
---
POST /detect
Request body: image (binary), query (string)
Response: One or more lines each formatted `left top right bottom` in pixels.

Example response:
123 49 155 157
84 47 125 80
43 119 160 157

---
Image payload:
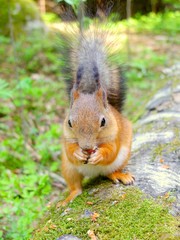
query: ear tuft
73 90 80 100
70 88 80 107
96 88 107 108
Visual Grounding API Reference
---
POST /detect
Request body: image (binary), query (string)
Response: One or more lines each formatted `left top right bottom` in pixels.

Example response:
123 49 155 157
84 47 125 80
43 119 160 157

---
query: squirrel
59 21 134 206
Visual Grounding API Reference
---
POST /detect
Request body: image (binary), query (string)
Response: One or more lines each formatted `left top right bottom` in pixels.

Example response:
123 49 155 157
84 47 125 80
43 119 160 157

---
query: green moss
32 180 178 240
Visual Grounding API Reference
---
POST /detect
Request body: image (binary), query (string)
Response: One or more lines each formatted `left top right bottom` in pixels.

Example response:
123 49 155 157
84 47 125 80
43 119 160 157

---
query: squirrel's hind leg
107 171 135 185
60 187 83 207
57 171 83 207
58 154 84 206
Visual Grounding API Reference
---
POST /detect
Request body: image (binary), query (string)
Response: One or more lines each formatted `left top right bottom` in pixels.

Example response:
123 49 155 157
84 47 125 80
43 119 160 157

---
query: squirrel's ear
72 89 80 100
70 88 80 107
96 88 108 108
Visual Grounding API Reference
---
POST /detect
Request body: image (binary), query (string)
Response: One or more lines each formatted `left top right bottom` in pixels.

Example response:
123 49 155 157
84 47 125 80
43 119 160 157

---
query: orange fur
59 96 133 205
57 21 134 206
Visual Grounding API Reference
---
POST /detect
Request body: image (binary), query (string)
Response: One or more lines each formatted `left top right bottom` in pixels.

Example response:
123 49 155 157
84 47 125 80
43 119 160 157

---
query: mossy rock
0 0 41 37
32 179 179 240
32 80 180 240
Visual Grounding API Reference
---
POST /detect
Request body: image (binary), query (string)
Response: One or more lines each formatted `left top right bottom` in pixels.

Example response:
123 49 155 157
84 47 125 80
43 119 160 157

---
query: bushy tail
59 3 127 112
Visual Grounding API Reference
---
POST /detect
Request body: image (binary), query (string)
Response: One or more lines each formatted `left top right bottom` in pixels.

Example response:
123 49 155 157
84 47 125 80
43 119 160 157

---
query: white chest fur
76 146 129 177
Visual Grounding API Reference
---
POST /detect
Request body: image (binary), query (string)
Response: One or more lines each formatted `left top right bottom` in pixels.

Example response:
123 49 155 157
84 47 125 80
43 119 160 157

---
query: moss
153 126 180 157
32 179 178 240
0 0 40 37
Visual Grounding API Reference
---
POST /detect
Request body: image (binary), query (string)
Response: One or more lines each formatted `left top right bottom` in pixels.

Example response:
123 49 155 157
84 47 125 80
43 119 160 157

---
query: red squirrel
60 28 134 206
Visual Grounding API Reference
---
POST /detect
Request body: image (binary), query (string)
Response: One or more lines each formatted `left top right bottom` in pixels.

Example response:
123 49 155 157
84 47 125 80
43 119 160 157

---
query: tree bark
38 0 46 14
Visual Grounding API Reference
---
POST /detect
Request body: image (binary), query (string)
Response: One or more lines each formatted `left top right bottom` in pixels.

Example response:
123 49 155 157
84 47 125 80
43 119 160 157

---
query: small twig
48 172 67 186
25 143 41 161
51 182 65 189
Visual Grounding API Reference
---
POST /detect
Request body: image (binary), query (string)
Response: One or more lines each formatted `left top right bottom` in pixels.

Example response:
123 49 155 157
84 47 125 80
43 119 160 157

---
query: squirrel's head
66 87 111 150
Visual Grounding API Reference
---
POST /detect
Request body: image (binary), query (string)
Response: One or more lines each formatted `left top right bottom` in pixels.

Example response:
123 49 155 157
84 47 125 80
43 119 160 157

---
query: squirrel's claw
88 150 103 165
73 148 88 161
56 188 82 207
108 172 135 185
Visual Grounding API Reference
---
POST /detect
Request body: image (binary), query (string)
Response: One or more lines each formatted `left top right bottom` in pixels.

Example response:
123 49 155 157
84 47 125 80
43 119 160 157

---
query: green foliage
124 49 167 121
0 165 51 240
0 30 66 239
162 0 180 10
130 11 180 35
108 11 180 36
0 79 13 99
0 9 179 240
42 13 60 24
0 35 10 44
104 12 179 121
0 0 40 37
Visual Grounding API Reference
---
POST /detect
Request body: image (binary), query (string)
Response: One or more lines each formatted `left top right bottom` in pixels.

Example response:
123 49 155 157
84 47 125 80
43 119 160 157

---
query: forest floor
0 12 179 239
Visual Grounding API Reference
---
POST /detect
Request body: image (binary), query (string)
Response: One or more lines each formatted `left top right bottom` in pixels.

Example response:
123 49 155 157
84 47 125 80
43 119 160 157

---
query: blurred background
0 0 179 239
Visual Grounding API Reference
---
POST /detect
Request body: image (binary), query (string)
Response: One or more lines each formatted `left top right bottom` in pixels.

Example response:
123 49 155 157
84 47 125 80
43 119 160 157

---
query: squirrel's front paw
88 150 103 165
73 148 89 162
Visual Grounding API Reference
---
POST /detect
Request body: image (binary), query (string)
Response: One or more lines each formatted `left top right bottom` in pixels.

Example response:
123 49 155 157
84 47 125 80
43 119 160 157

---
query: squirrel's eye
68 120 72 128
100 117 106 127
